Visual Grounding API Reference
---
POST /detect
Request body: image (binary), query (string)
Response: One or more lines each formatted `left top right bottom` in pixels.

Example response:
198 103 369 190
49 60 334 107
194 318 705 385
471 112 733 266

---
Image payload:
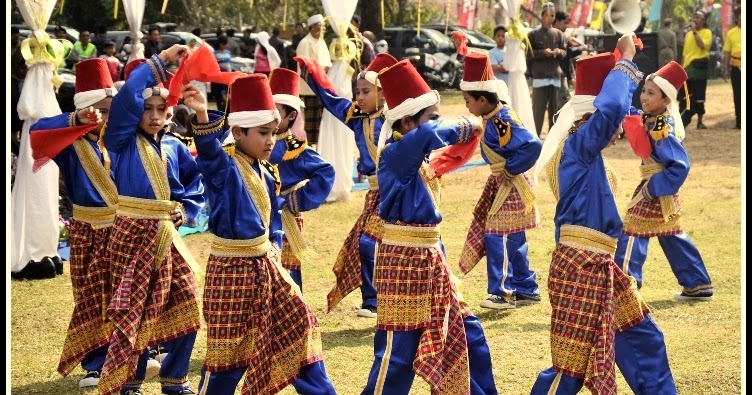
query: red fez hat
651 60 687 96
74 58 117 109
574 53 616 96
231 74 276 113
75 58 115 94
124 58 147 81
269 68 299 97
380 60 435 112
366 52 398 73
462 53 493 83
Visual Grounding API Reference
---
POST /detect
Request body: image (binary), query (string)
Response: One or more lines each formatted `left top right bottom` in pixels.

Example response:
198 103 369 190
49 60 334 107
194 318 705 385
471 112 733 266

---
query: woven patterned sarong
623 180 683 237
458 173 539 274
327 189 383 312
281 213 305 271
376 224 471 395
203 250 324 395
57 216 114 377
548 227 649 394
99 213 201 395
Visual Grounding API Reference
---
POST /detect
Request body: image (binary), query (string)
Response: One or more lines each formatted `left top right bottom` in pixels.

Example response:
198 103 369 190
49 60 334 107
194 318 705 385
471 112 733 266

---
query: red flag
721 0 735 37
569 0 593 28
294 56 338 94
429 135 480 178
623 115 652 159
457 0 478 29
30 124 99 172
166 43 246 107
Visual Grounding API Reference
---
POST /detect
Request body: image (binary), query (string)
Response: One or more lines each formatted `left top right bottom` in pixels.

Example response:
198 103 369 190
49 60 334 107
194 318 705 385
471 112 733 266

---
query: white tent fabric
504 0 537 135
317 0 359 202
123 0 146 62
11 0 63 272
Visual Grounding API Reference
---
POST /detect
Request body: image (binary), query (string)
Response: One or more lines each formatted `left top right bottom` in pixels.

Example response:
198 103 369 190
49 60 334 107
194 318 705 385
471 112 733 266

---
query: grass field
9 80 743 394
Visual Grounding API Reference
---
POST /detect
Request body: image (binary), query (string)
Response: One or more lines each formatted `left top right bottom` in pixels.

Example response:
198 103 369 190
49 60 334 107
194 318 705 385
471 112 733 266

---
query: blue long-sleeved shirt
480 104 541 174
269 133 334 213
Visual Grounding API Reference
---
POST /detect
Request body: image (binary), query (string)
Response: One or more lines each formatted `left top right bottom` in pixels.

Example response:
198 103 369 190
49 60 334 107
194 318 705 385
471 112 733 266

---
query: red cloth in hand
429 135 480 178
30 123 99 172
613 37 643 60
623 114 652 159
294 56 337 94
166 43 246 107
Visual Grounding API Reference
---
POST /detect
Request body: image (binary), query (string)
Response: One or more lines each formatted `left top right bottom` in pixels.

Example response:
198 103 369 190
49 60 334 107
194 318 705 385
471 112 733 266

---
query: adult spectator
92 25 109 55
723 5 742 129
678 10 713 129
489 25 509 86
674 16 688 64
291 22 307 52
70 30 98 67
54 26 74 68
212 36 233 111
658 18 678 68
226 28 241 56
553 12 585 111
144 25 163 58
239 27 256 58
351 14 375 70
269 26 288 69
362 31 376 44
295 14 332 145
526 2 566 137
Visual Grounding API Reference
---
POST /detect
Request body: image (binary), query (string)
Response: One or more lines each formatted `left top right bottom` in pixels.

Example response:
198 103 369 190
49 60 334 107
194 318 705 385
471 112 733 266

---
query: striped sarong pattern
623 180 683 237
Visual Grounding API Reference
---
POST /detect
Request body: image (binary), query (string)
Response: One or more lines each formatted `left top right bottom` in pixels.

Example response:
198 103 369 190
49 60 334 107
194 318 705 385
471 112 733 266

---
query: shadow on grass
647 298 711 311
321 326 376 350
11 375 82 395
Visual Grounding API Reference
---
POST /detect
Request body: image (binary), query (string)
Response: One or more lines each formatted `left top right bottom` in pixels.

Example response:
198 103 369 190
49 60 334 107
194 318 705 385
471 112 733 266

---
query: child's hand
160 45 190 63
182 84 207 113
76 107 102 125
468 115 483 136
615 33 636 61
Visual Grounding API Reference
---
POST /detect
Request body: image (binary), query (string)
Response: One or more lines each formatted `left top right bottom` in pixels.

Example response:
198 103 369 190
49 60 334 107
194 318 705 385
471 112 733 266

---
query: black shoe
162 389 197 395
696 123 708 130
52 255 64 275
10 258 57 280
479 294 516 310
515 292 542 306
675 288 714 301
79 370 100 388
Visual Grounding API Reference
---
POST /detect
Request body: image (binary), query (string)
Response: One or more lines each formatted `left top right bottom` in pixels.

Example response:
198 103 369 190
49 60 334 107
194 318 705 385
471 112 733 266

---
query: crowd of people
10 3 741 394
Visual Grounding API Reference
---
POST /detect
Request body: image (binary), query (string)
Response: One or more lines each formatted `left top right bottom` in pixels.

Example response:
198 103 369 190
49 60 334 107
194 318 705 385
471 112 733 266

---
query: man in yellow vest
723 4 742 129
55 26 74 69
70 30 97 69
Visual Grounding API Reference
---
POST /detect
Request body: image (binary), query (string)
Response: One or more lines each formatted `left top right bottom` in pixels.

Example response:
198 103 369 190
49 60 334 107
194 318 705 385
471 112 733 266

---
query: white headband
74 87 118 109
273 94 306 111
227 109 281 129
459 79 511 105
377 90 441 152
142 87 169 100
360 70 381 87
649 74 685 141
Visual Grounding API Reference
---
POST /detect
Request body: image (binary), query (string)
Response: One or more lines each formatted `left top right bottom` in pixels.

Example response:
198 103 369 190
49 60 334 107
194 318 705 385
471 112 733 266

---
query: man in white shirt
295 13 332 146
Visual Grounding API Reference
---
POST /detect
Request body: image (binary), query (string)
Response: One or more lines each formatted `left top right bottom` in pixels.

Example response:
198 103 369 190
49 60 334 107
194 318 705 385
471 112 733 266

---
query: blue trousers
361 315 498 395
196 360 337 395
81 344 108 372
359 233 378 309
531 316 677 394
615 233 711 289
289 269 303 291
121 331 197 392
485 232 539 297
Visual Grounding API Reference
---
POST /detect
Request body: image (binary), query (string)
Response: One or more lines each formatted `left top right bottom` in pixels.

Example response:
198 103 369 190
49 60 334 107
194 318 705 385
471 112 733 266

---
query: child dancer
457 52 542 309
182 75 337 395
29 58 117 389
615 60 713 300
530 34 677 394
296 53 398 317
269 67 335 289
361 59 498 395
102 46 204 395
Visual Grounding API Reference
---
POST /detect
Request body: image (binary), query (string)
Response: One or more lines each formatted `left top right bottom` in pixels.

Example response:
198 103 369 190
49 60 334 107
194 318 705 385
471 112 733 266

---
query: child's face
90 97 113 135
462 91 485 117
494 30 506 48
640 79 670 116
274 103 296 134
355 78 382 114
139 95 168 135
233 120 278 160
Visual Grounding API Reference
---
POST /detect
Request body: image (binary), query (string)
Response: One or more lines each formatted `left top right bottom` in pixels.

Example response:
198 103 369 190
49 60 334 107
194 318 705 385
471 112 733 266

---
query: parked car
422 24 496 51
13 23 79 43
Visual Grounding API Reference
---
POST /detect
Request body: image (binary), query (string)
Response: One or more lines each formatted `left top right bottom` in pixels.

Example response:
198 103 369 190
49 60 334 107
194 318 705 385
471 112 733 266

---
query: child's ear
400 116 412 131
290 109 298 121
231 125 243 139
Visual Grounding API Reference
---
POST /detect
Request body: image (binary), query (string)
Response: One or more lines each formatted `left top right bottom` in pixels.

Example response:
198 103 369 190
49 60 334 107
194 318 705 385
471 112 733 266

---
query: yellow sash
280 180 317 264
233 151 272 236
480 139 536 217
72 138 118 209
